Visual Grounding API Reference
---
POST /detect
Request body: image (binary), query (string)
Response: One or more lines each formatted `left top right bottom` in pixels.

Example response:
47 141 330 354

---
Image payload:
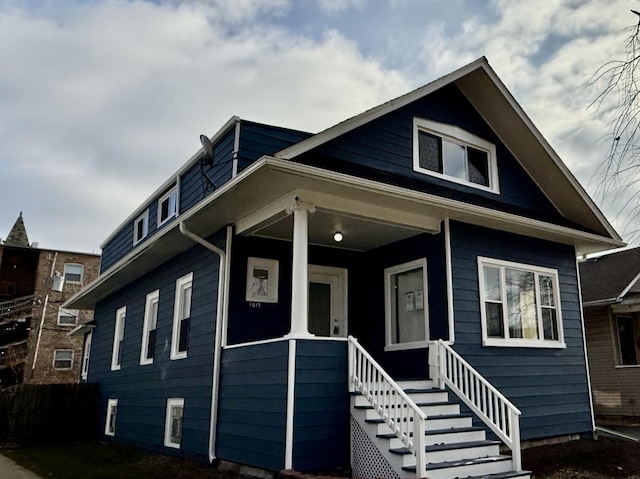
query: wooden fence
0 382 98 444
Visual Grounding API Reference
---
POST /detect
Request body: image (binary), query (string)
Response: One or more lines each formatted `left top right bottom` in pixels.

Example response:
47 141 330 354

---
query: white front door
308 265 348 337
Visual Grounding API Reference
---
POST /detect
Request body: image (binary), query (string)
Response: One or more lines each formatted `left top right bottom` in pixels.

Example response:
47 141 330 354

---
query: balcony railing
0 295 35 321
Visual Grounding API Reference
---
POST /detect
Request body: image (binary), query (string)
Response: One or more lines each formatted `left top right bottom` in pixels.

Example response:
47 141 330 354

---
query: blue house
67 57 623 479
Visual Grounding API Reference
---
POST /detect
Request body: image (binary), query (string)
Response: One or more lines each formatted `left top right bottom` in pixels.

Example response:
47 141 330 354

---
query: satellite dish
200 134 214 166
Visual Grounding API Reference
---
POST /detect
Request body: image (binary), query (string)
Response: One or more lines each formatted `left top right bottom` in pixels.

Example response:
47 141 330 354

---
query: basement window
413 118 498 193
105 398 118 436
53 349 74 370
164 398 184 448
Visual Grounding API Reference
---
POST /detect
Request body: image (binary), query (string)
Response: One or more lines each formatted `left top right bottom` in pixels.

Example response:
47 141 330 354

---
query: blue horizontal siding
448 220 592 441
216 341 288 472
293 340 349 473
295 84 584 233
89 230 226 458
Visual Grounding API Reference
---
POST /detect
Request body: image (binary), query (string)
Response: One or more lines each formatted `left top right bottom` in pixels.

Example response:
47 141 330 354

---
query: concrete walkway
0 452 42 479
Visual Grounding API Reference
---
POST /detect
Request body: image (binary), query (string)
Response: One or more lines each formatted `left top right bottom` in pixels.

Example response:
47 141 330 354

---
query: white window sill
614 364 640 369
170 352 187 360
483 338 566 349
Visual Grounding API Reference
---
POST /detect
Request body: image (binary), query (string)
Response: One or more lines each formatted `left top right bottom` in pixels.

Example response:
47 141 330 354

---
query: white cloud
316 0 365 14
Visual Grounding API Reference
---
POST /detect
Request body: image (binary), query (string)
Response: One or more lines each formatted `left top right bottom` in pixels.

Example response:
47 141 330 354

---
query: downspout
179 222 229 463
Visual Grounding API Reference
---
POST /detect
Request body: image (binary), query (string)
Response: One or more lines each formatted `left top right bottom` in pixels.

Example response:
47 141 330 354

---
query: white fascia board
100 116 241 249
619 271 640 299
276 57 489 160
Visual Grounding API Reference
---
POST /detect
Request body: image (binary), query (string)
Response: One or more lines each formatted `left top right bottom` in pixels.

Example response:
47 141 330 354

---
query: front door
308 265 347 337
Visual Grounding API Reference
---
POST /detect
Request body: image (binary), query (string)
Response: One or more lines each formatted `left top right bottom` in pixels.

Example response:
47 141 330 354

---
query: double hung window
53 349 73 369
57 307 79 326
479 257 564 348
111 306 126 370
134 210 149 245
64 263 84 284
413 118 498 192
140 290 160 365
171 273 193 360
81 331 92 381
158 187 177 226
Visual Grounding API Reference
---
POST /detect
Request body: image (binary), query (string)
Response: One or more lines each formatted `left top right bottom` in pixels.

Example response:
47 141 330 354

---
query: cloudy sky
0 0 636 253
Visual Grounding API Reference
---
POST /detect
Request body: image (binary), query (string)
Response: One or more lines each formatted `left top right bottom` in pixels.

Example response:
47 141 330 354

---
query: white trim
133 209 149 246
478 256 566 348
171 272 193 360
57 307 79 326
111 306 126 371
140 289 160 365
157 186 178 227
412 117 499 194
105 398 118 436
284 339 296 469
384 258 429 351
444 218 455 342
81 330 92 381
52 349 74 370
575 254 596 432
164 397 185 449
245 257 279 303
232 119 241 178
100 116 240 249
63 263 84 285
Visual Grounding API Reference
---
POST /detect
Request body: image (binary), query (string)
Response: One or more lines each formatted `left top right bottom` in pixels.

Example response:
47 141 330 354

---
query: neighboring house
580 247 640 420
0 212 100 386
67 57 623 479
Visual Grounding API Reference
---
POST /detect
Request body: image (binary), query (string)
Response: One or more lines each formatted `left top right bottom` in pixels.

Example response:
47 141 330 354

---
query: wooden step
390 439 501 466
380 426 487 448
402 455 513 479
461 471 531 479
367 413 474 434
353 388 448 407
362 401 460 420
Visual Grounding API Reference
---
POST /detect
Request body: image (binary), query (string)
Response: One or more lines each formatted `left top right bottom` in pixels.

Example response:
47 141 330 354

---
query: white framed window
81 330 92 381
171 273 193 360
133 209 149 245
157 186 178 226
413 118 499 193
111 306 126 370
63 263 84 284
615 315 640 366
105 398 118 436
384 259 429 351
57 307 79 326
164 398 184 448
140 290 160 365
478 257 565 348
53 349 74 370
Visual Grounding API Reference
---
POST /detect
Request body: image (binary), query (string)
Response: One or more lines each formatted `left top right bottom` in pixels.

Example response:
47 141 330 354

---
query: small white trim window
158 186 178 226
413 118 499 193
133 209 149 245
171 273 193 360
478 257 565 348
164 398 184 448
57 307 79 326
140 290 160 365
105 398 118 436
384 259 429 351
53 349 74 370
81 331 92 381
111 306 126 370
63 263 84 284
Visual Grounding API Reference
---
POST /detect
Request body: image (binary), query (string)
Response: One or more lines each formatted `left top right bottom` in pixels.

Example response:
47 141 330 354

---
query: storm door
308 265 348 337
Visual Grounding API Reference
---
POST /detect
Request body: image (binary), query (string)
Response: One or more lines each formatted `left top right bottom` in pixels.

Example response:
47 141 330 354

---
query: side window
384 259 429 351
64 263 84 284
140 290 160 365
53 349 74 370
171 273 193 360
134 210 149 245
478 257 565 348
164 398 184 448
57 307 79 326
158 187 178 226
616 315 640 366
413 118 498 193
81 331 92 381
105 398 118 436
111 306 126 371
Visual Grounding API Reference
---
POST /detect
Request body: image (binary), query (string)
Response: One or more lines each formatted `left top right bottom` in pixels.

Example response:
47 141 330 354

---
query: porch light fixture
333 232 343 243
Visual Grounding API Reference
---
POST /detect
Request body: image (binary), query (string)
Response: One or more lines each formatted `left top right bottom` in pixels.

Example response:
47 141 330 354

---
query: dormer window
413 118 499 193
133 209 149 245
158 187 177 226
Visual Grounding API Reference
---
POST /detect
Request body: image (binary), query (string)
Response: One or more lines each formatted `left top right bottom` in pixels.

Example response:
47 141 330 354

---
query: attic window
158 186 178 226
413 118 498 193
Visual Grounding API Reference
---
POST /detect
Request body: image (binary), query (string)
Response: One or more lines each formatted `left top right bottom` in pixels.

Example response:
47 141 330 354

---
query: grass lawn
1 436 640 478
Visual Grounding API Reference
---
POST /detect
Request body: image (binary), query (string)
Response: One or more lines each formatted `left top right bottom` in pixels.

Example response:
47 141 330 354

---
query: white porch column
286 199 315 338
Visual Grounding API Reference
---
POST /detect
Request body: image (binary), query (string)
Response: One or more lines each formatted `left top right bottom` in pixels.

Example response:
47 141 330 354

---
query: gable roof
276 57 621 243
580 247 640 305
4 212 30 247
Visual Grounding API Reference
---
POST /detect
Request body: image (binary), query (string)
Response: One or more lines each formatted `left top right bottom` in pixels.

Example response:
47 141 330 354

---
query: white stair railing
430 339 522 470
348 336 427 477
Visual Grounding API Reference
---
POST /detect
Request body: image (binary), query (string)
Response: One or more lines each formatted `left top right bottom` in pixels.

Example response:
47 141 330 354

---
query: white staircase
351 379 531 479
348 337 531 479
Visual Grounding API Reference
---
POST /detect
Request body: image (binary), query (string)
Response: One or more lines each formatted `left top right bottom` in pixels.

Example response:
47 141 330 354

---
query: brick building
0 213 100 386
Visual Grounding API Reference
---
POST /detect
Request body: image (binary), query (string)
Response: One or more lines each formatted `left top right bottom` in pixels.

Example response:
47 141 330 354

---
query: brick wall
25 250 100 384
